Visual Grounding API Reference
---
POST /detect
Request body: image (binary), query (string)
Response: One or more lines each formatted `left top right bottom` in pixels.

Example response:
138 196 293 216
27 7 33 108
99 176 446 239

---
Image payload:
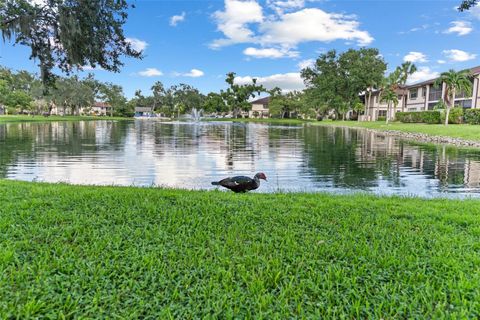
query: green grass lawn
0 115 132 123
1 180 479 318
316 120 480 141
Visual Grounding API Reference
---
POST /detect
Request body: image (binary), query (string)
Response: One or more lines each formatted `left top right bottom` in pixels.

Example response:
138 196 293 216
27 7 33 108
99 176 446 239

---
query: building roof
94 102 111 108
135 107 153 112
250 96 270 105
408 65 480 88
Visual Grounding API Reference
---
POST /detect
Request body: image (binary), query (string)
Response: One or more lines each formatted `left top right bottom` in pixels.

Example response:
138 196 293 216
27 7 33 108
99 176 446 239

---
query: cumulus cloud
137 68 163 77
267 0 305 14
259 8 373 47
297 59 315 69
211 1 373 49
126 38 148 52
444 21 473 36
243 47 299 58
211 0 264 48
443 49 477 62
234 72 305 92
403 51 428 63
437 59 446 64
170 12 186 26
174 69 205 77
407 67 440 85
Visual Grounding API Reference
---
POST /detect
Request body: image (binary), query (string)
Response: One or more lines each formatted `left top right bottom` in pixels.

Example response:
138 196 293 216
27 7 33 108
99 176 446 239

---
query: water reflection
1 120 480 197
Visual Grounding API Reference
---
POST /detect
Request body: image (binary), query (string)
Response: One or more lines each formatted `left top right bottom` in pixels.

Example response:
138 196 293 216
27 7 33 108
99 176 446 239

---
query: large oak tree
0 0 141 90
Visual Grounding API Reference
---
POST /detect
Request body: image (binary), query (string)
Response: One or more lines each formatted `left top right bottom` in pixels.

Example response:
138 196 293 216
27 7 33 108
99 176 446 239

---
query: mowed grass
316 120 480 142
0 115 131 123
1 180 480 318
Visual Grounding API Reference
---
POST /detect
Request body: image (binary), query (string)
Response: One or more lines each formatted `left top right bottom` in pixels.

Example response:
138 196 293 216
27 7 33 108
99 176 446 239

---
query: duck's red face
257 172 267 181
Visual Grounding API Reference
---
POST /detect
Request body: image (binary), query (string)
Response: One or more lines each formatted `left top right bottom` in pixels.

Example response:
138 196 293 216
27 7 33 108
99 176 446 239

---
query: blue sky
1 0 480 98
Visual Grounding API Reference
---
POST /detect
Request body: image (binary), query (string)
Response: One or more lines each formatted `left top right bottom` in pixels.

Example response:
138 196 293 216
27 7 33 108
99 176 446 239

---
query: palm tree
434 69 472 126
397 62 418 86
380 88 398 124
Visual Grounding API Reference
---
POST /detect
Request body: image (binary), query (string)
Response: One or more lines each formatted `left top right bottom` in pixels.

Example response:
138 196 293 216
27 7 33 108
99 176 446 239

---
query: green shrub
377 116 386 121
464 109 480 125
441 107 463 124
395 111 441 124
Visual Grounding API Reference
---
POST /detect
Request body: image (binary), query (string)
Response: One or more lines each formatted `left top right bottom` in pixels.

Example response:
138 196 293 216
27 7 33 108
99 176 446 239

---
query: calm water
2 120 480 198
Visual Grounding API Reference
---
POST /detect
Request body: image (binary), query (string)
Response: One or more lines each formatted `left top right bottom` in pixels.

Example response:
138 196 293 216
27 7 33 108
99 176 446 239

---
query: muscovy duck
211 172 267 193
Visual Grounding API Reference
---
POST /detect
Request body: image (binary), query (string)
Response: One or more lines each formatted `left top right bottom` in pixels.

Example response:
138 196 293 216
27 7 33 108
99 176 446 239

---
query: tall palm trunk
445 89 455 126
367 91 372 121
386 102 391 124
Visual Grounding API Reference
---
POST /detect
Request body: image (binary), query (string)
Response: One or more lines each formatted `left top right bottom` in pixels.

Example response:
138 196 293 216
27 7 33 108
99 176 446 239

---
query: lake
1 120 480 198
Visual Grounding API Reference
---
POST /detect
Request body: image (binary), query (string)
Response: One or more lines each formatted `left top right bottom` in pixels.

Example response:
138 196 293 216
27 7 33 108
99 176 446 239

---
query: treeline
267 48 417 120
0 47 418 119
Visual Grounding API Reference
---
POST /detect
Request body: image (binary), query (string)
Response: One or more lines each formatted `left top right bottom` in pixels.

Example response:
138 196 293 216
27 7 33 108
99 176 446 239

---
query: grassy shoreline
1 179 479 318
315 120 480 142
0 115 132 123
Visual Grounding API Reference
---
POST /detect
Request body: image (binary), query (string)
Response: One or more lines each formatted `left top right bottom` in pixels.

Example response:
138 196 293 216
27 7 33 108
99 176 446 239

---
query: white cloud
443 49 477 62
260 8 373 47
126 38 148 52
297 58 315 69
243 47 299 58
437 59 446 64
468 4 480 19
403 51 428 63
170 12 186 26
407 67 440 85
137 68 163 77
173 69 205 77
267 0 305 14
444 21 473 36
211 0 264 48
234 72 305 92
211 2 373 49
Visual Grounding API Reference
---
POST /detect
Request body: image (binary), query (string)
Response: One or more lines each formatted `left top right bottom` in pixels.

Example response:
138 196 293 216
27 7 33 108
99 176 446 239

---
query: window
378 110 387 117
408 107 417 111
428 102 437 110
409 88 418 100
455 99 473 109
429 84 442 101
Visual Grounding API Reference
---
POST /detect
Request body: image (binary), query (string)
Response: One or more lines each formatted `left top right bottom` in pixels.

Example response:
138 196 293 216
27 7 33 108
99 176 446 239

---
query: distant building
0 105 5 115
249 97 270 118
363 65 480 121
91 102 112 116
134 106 155 117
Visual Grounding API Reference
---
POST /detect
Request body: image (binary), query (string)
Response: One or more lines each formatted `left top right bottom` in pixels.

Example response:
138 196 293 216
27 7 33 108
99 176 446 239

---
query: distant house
0 105 5 115
134 106 155 117
249 97 270 118
91 102 112 116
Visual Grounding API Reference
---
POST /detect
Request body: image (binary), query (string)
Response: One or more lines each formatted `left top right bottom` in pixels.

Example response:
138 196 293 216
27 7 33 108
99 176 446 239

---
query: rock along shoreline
328 125 480 148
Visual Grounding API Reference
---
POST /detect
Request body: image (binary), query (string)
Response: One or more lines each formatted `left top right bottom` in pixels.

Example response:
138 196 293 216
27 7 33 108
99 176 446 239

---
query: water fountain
190 107 202 122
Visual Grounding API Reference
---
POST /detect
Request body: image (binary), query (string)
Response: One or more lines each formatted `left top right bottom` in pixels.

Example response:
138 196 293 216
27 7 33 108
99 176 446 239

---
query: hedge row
464 109 480 125
395 111 442 124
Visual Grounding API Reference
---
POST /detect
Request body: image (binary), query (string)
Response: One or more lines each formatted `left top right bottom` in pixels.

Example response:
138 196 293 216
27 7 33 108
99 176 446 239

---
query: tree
0 0 141 90
203 92 227 114
396 62 417 86
269 89 303 119
458 0 478 10
301 48 386 120
4 90 32 112
100 83 126 117
221 72 264 118
434 69 472 126
380 88 398 124
151 81 165 112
